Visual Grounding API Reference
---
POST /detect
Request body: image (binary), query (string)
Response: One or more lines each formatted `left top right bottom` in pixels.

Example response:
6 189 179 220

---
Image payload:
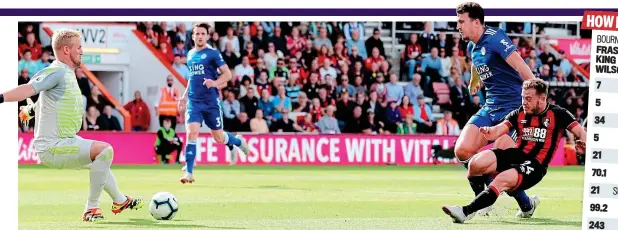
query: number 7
597 81 601 89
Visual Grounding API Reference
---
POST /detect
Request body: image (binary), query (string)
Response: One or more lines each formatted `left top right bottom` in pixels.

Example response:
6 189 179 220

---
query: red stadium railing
42 27 133 131
550 43 591 80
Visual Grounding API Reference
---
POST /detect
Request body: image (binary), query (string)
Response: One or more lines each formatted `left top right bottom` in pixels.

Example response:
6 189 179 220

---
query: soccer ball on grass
149 192 179 220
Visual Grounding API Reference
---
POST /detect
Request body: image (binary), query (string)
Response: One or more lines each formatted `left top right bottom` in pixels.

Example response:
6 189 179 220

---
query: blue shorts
468 105 518 141
186 100 223 131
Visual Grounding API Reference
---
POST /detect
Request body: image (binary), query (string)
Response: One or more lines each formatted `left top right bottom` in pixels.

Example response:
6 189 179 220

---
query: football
149 192 179 220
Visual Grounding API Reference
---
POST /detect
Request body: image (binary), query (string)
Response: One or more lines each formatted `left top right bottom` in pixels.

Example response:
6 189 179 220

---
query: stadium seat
432 82 451 105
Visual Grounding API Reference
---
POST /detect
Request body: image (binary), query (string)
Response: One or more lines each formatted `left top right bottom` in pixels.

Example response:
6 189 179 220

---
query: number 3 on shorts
216 117 221 127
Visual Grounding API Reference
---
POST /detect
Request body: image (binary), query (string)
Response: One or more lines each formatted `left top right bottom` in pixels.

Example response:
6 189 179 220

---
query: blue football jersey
186 45 226 107
467 26 523 109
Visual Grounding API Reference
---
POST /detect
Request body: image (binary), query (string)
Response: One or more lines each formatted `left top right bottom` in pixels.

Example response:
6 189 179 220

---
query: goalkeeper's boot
111 196 144 215
82 208 104 222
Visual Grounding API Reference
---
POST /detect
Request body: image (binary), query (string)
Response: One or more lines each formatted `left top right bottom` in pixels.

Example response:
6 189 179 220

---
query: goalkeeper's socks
462 185 500 216
185 140 197 174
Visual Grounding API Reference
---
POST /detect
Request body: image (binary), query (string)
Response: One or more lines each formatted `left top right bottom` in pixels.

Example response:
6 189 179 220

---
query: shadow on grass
472 217 581 227
89 218 247 229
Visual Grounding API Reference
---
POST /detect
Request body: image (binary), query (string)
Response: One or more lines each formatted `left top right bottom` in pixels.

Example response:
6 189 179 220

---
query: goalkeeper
4 28 143 222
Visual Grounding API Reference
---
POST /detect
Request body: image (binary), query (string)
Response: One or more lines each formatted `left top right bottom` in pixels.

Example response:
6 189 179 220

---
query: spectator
403 33 422 77
316 105 340 134
554 69 567 82
87 85 113 114
319 59 337 82
286 27 307 56
370 74 387 102
123 90 151 131
285 74 302 102
38 51 52 68
413 95 435 134
18 50 41 78
154 75 180 129
270 27 287 54
250 109 270 133
351 75 367 97
341 105 363 133
222 41 241 68
298 113 319 133
404 73 424 106
208 32 220 51
527 59 541 78
74 68 91 110
263 42 279 70
449 76 470 128
439 47 452 78
385 73 404 104
348 48 365 69
239 75 257 98
314 27 333 49
309 98 323 123
19 32 42 60
335 90 357 129
421 47 443 83
385 100 403 133
243 41 259 67
365 47 385 70
317 45 335 66
301 40 317 68
82 105 101 131
567 68 583 82
292 92 310 113
398 95 414 118
223 91 241 128
539 43 556 73
239 86 259 118
254 58 269 79
288 57 307 84
303 72 321 99
467 94 483 119
255 71 271 95
223 76 240 97
344 22 364 41
219 27 240 53
365 28 385 57
361 110 383 134
258 88 275 124
450 47 467 77
234 112 252 132
435 110 461 136
346 30 367 59
333 43 350 67
269 58 290 80
318 87 336 107
97 105 122 131
525 49 543 71
336 75 356 97
154 117 182 164
234 56 255 81
159 42 174 64
173 55 190 79
271 108 304 133
173 40 186 57
419 22 438 54
539 64 552 82
271 85 292 121
397 114 416 135
239 25 252 52
251 25 269 51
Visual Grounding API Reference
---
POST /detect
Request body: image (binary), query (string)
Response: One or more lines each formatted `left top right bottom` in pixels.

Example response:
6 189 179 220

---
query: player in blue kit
177 23 251 184
454 2 537 217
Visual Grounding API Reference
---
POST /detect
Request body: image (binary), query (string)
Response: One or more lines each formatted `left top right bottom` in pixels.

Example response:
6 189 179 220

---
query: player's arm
494 31 534 81
0 68 62 104
562 108 587 152
481 108 519 140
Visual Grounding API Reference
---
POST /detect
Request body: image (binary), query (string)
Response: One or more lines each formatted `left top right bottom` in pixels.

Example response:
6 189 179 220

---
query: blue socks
185 140 197 174
225 132 241 148
509 189 532 212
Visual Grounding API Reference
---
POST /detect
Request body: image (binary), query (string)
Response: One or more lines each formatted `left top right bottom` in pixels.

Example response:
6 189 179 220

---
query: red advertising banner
17 132 566 166
556 38 592 61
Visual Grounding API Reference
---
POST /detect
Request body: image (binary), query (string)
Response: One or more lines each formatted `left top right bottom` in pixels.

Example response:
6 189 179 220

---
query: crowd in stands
17 21 589 139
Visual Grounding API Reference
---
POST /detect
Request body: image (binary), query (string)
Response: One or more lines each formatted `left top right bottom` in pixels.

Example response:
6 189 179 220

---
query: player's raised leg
205 107 251 158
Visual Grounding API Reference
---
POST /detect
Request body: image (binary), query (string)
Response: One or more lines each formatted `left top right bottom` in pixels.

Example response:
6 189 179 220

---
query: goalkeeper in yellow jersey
3 28 143 222
454 2 537 218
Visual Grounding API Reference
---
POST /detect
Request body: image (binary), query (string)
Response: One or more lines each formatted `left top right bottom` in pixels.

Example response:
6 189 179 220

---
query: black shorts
492 148 548 191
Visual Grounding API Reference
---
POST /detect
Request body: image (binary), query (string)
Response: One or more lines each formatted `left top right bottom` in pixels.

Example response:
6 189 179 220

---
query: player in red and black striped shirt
442 78 587 224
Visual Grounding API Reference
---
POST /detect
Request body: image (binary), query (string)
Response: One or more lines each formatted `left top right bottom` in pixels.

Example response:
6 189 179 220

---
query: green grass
19 165 586 229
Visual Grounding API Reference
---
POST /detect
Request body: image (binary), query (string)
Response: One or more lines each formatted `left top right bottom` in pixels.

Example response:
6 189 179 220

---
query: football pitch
19 164 585 230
